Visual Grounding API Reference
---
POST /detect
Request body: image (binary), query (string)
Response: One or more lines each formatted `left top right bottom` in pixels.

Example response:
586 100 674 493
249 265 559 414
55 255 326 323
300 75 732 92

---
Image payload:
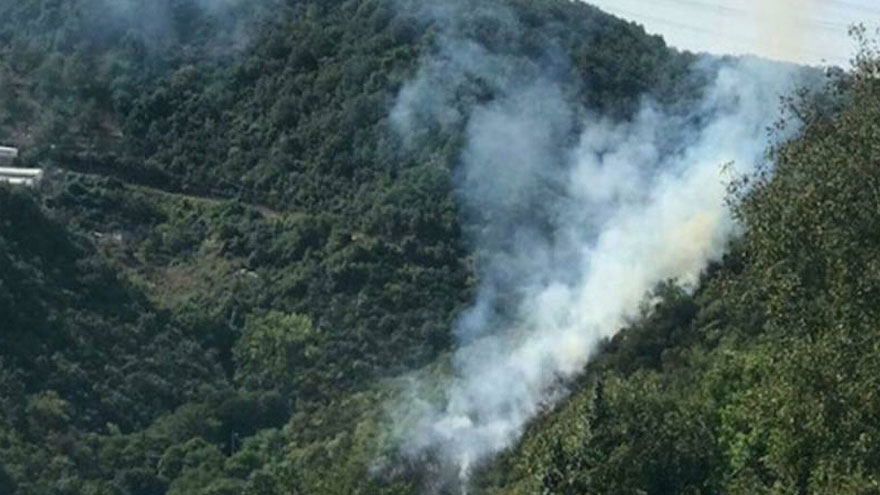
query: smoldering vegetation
387 0 820 489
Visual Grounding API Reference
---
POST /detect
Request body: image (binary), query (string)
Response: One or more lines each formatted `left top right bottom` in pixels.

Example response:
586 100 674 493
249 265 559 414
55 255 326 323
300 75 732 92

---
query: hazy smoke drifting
97 0 260 52
390 0 811 489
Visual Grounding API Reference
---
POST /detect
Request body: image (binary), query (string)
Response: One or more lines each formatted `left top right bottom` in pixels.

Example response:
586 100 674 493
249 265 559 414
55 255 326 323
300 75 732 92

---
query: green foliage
4 0 880 494
478 43 880 495
234 312 322 397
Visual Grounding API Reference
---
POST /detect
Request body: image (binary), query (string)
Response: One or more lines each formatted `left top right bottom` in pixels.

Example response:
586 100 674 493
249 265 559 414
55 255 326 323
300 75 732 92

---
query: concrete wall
0 167 42 178
0 147 42 186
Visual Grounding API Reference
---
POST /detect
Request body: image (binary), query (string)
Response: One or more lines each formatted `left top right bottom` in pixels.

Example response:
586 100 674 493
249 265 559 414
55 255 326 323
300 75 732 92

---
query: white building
0 147 42 186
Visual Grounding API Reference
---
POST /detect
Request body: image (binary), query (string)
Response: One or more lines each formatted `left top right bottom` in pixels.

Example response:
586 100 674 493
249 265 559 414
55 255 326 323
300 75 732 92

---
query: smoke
388 0 814 490
94 0 262 53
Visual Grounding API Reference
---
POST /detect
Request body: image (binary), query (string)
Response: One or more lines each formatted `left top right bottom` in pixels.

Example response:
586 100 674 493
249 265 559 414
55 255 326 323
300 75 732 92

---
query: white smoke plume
389 0 814 489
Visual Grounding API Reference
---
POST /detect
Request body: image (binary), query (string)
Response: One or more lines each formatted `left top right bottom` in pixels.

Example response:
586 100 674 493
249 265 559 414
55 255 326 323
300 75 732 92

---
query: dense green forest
1 0 879 493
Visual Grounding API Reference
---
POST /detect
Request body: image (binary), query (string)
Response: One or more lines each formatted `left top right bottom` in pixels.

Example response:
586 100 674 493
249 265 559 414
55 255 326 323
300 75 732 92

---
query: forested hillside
1 0 878 494
478 43 880 494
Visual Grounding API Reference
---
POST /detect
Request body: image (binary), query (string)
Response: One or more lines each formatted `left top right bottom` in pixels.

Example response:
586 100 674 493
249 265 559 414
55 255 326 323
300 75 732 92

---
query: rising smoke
95 0 263 53
389 0 815 490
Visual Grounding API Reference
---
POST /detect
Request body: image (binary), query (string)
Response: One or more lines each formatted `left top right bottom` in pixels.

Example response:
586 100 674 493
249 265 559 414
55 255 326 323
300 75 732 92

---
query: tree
233 312 323 398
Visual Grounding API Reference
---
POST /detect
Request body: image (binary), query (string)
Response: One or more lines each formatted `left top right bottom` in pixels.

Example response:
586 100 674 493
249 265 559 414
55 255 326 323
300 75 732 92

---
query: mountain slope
479 49 880 495
1 1 874 495
0 1 708 493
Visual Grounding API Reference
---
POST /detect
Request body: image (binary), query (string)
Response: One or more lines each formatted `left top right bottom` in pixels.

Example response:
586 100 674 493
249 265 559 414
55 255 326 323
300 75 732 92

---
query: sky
585 0 880 67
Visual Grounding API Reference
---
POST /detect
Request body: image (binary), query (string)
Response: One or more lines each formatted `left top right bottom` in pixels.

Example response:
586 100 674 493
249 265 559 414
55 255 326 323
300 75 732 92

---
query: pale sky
585 0 880 67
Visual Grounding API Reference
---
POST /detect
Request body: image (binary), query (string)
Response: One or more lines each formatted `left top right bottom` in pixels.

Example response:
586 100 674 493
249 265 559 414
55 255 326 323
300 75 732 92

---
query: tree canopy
1 0 878 494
